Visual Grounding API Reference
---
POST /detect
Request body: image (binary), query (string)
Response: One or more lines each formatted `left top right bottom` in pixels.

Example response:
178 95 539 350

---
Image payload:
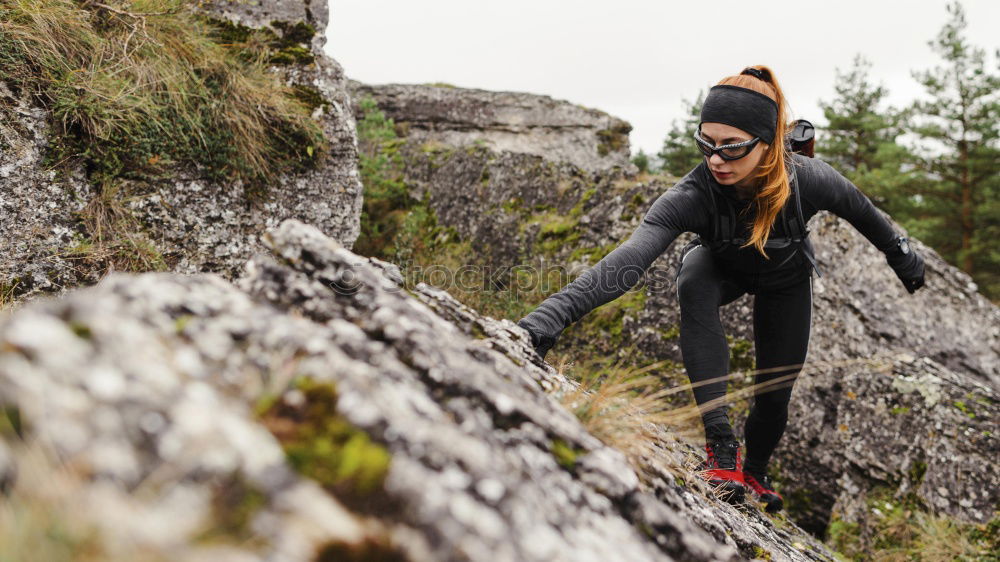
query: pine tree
816 55 922 222
908 1 1000 298
657 90 705 177
631 149 650 173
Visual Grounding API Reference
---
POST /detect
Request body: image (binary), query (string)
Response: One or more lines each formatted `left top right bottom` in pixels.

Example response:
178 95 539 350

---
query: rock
348 81 636 174
776 353 999 535
0 218 836 561
0 80 99 298
0 272 381 560
348 79 654 277
806 211 998 388
0 0 362 304
576 447 640 499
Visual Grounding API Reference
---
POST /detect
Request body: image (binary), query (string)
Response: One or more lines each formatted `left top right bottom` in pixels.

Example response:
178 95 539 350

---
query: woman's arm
804 158 899 251
517 183 700 355
803 157 925 293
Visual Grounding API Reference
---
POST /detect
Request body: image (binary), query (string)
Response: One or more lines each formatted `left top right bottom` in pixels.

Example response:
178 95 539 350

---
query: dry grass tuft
60 180 168 274
557 358 691 469
554 350 908 503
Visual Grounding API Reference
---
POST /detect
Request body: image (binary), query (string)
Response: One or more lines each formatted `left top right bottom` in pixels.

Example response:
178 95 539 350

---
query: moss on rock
260 377 392 511
270 20 317 45
0 406 24 439
595 124 631 157
551 438 586 471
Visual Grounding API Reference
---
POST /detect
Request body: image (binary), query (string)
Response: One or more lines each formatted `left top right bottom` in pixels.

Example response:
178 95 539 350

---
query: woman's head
697 122 769 188
698 65 794 257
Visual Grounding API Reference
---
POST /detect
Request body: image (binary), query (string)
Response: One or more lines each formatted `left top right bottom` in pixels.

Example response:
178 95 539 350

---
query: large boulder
0 219 836 562
776 350 999 537
345 81 655 311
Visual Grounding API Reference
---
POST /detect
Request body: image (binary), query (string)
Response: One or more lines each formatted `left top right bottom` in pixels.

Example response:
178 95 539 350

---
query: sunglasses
693 130 761 161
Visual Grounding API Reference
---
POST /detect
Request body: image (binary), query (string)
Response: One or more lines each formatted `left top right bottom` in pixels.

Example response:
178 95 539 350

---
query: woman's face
699 122 769 188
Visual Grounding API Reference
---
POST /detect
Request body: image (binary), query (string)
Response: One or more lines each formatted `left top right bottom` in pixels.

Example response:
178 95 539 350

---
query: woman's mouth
712 170 732 179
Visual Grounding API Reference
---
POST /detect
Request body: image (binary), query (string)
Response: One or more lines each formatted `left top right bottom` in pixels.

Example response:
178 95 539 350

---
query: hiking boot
702 435 746 504
743 469 783 513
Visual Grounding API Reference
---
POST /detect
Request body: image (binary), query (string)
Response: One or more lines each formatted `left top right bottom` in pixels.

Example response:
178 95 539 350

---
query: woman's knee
677 274 711 305
676 249 724 304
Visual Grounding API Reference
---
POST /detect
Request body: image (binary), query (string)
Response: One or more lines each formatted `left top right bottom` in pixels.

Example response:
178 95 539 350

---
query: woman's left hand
886 250 925 294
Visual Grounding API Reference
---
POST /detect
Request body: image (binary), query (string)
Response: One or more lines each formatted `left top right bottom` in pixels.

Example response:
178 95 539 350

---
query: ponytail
717 65 793 259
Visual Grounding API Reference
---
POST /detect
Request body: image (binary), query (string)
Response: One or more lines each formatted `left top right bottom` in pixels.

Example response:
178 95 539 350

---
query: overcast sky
327 1 999 157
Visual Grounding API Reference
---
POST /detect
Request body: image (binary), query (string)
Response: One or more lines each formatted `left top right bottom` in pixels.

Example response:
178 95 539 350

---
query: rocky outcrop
348 81 636 174
0 219 835 562
0 0 362 303
345 80 644 292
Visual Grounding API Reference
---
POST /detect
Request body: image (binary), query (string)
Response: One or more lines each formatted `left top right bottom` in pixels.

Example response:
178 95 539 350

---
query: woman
516 66 926 512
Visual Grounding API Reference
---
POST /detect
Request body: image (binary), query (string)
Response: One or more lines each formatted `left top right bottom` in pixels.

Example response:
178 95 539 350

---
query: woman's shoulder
788 153 849 204
789 153 843 186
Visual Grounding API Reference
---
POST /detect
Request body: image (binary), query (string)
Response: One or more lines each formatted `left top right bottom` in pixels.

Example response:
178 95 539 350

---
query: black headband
699 84 778 145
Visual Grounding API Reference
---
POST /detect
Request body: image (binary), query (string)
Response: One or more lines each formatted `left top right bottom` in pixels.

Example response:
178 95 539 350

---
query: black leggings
675 244 813 474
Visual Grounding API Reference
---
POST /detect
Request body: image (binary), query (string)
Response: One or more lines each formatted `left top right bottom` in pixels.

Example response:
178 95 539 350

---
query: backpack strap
786 165 805 242
788 162 823 278
706 181 737 250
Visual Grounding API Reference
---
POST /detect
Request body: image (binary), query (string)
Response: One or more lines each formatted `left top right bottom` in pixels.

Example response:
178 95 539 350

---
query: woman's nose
709 153 726 166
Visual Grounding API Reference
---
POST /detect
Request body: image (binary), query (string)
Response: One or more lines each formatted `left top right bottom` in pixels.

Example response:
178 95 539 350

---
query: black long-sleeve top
518 153 901 341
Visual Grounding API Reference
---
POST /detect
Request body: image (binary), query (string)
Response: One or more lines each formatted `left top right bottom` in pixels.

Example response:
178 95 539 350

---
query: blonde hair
716 65 793 258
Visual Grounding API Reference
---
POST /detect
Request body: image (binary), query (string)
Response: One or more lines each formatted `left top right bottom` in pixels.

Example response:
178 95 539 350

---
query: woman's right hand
517 319 558 360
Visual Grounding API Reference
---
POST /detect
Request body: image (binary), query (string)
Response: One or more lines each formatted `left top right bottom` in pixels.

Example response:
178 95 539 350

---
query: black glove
884 239 925 294
516 319 558 360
